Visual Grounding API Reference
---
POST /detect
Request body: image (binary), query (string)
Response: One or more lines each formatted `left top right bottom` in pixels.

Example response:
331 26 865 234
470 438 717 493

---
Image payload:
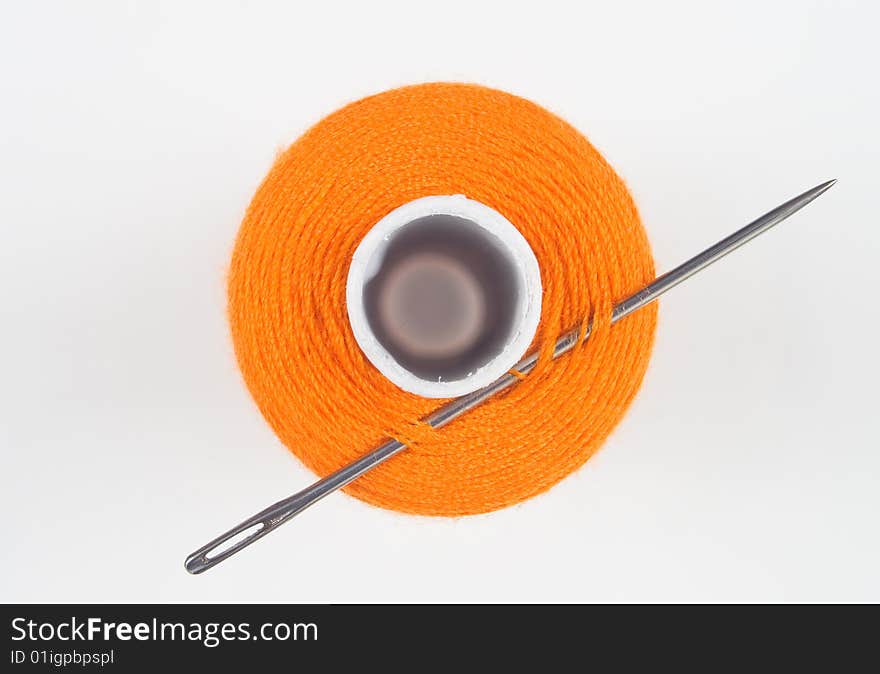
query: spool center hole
363 214 521 382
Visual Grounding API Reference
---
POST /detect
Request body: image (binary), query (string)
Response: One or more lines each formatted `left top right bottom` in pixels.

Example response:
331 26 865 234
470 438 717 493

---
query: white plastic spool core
346 195 542 398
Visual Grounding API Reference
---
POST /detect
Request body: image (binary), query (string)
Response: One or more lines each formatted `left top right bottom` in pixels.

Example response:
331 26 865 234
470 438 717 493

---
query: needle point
804 178 837 201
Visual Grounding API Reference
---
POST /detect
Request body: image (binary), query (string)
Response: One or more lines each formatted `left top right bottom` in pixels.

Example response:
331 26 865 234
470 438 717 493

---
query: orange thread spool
229 83 657 516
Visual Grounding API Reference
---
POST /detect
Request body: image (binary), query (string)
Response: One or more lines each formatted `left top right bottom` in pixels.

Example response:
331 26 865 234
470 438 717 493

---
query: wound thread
228 83 657 516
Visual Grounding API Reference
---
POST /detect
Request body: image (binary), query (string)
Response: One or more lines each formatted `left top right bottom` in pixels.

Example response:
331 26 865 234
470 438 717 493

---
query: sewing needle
185 179 836 574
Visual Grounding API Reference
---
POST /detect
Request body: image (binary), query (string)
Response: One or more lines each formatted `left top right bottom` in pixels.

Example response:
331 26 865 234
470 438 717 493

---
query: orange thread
229 83 657 516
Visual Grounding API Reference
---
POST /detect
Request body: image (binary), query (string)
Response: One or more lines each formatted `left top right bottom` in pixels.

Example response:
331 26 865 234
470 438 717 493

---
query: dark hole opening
363 214 521 382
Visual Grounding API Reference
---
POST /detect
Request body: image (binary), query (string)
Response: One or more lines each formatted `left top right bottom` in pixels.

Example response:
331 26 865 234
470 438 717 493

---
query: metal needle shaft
185 179 836 574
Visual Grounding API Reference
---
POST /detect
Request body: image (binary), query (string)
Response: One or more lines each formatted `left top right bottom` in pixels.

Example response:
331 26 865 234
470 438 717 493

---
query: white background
2 0 878 603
